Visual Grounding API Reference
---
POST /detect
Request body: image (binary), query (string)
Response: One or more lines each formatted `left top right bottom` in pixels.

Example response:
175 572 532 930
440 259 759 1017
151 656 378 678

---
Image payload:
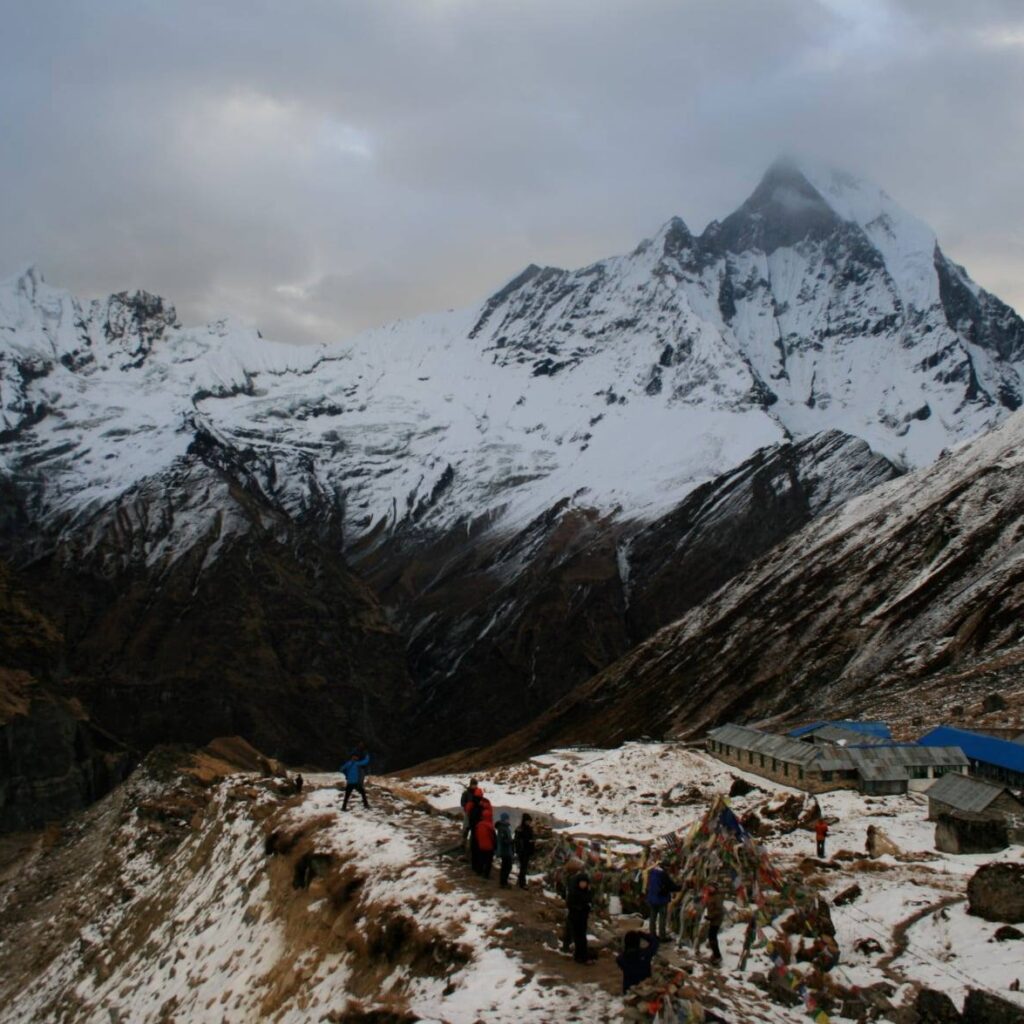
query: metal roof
709 725 967 775
857 764 911 781
789 720 892 740
927 773 1024 813
845 745 968 769
708 724 824 766
805 725 892 746
918 727 1024 775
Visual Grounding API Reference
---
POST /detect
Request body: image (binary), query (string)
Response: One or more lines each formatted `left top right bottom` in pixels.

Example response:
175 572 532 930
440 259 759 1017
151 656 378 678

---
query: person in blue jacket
645 860 681 940
340 748 370 810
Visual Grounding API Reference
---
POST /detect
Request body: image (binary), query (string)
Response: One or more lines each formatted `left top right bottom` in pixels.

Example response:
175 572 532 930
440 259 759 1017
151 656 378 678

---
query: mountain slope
465 407 1024 761
1 158 1022 766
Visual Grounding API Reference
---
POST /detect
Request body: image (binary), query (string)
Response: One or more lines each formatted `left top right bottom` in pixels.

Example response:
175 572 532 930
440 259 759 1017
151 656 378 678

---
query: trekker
460 778 479 855
699 883 725 965
495 812 515 887
616 931 660 993
466 787 485 869
514 813 536 889
645 860 681 940
565 871 594 964
474 798 496 878
340 750 370 810
815 818 829 858
294 773 304 795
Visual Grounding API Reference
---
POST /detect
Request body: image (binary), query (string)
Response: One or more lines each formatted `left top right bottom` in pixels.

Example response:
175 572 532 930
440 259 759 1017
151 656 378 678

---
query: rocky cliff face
1 159 1022 776
0 562 131 831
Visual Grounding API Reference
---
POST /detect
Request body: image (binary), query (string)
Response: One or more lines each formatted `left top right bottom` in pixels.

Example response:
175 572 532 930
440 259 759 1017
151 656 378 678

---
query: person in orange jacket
815 818 830 858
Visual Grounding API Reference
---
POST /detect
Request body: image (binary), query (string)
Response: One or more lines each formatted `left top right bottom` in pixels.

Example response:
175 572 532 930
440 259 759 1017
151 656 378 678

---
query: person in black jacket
459 779 478 857
514 813 536 889
616 931 660 993
565 871 594 964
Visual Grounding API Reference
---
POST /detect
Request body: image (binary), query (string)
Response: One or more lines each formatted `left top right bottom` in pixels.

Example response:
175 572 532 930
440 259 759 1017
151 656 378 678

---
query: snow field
404 742 1024 1012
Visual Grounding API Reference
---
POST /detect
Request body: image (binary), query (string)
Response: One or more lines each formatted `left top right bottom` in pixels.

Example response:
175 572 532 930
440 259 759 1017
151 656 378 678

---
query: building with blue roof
788 720 893 741
918 726 1024 789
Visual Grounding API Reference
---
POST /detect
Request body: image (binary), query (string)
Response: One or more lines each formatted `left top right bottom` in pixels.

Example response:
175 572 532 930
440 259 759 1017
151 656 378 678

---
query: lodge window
798 767 804 780
822 770 833 782
909 766 929 779
783 763 789 777
759 754 765 767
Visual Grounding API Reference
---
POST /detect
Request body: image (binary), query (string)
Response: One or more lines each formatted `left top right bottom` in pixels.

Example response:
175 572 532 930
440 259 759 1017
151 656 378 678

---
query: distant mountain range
2 158 1023 824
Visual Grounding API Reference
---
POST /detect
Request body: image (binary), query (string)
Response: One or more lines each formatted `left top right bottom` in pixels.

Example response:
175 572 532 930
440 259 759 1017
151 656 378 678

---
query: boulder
963 989 1024 1024
729 776 760 798
994 926 1024 942
968 863 1024 923
833 883 862 906
915 987 963 1024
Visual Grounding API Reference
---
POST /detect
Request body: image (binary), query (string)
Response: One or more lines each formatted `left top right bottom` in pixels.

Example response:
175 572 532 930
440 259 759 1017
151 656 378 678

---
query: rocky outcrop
0 678 129 832
963 989 1024 1024
968 864 1024 924
0 563 131 830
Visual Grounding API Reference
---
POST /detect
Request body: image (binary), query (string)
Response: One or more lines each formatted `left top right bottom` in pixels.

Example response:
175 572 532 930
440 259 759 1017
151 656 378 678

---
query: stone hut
927 773 1024 823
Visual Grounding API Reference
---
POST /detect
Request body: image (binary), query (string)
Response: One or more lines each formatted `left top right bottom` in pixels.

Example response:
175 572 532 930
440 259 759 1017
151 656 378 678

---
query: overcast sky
2 0 1022 344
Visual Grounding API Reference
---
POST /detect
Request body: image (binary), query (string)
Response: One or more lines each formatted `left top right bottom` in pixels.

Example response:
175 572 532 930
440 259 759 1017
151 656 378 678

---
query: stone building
706 723 968 795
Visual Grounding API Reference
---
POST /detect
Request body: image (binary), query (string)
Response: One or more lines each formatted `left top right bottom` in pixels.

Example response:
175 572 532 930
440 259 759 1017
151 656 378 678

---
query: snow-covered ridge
1 159 1022 566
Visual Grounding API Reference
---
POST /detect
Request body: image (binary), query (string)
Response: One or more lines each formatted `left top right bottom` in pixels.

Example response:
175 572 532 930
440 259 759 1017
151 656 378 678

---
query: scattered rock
963 988 1024 1024
833 883 862 906
994 926 1024 942
854 937 884 955
968 863 1024 923
729 776 760 798
866 824 901 858
982 693 1008 713
916 987 963 1024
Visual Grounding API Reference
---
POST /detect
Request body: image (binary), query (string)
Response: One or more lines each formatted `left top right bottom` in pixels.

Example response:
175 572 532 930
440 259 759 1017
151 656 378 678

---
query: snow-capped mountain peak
1 159 1022 570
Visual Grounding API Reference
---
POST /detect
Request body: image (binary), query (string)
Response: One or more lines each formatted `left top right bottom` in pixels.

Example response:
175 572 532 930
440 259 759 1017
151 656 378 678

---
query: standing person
474 798 496 878
514 813 536 889
460 778 479 851
566 870 594 964
460 779 478 856
465 786 484 869
645 860 681 940
616 931 660 993
495 812 515 888
699 883 725 965
560 861 583 952
339 749 370 810
815 818 830 858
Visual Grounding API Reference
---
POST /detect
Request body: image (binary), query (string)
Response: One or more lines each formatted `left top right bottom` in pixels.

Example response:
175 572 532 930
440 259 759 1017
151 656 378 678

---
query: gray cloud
1 0 1022 343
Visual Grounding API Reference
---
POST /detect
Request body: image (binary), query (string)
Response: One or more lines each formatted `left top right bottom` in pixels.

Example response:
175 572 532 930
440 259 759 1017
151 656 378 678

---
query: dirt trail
368 779 725 1007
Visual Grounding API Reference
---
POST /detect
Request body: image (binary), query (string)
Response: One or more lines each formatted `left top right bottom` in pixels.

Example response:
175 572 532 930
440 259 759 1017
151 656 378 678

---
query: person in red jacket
815 818 830 858
473 798 496 878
